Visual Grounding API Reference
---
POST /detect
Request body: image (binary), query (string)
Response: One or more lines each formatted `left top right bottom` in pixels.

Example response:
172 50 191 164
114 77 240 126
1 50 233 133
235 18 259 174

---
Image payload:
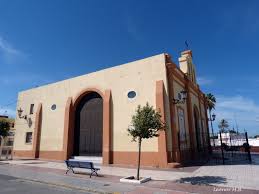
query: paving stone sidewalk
0 164 190 194
1 155 259 193
3 159 192 181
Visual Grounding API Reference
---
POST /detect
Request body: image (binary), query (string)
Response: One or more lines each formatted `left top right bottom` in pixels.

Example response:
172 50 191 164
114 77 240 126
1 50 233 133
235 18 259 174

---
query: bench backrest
65 160 94 169
79 161 93 169
65 160 80 168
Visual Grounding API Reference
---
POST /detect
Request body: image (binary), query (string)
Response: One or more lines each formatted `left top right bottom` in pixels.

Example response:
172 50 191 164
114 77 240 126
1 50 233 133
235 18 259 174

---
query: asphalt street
0 174 94 194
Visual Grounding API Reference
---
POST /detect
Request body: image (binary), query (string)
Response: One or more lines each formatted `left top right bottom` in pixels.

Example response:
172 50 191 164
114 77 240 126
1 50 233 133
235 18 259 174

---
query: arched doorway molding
73 88 105 108
63 87 111 165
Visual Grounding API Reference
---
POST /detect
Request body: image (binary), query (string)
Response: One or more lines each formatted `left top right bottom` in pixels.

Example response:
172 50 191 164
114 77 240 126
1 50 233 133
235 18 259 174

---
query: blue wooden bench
65 160 100 178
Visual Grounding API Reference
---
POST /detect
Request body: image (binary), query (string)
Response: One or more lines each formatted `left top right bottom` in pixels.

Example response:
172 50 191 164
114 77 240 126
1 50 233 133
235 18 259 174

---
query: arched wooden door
74 92 103 156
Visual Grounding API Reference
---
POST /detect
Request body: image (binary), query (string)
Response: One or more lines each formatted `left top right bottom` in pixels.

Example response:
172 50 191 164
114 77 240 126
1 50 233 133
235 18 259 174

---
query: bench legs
66 166 75 174
65 167 99 178
90 169 99 178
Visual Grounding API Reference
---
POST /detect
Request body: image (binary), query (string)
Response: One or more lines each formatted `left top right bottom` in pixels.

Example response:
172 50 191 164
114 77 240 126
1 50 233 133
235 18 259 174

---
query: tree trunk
137 137 142 180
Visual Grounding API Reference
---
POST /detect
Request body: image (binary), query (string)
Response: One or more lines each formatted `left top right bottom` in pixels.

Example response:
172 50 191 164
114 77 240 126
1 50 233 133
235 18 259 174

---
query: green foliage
206 93 216 111
127 103 166 142
218 119 229 133
229 129 237 134
0 119 10 137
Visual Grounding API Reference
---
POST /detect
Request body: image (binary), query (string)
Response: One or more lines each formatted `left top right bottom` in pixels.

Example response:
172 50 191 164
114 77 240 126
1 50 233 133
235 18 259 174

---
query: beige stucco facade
13 50 210 167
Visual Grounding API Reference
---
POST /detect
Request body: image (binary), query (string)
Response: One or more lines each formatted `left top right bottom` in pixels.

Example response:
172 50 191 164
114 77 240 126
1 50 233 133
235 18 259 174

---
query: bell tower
178 50 197 84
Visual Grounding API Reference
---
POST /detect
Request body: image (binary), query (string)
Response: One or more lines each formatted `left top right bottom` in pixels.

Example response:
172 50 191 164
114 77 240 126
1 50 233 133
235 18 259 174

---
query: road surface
0 174 94 194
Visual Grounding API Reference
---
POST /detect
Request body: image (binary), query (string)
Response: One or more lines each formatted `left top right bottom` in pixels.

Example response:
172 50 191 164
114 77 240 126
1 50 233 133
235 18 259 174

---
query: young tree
218 119 229 133
0 119 10 138
127 103 166 180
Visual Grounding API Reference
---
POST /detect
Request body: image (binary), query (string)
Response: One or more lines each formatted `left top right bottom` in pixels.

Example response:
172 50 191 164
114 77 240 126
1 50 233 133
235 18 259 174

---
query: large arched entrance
74 92 103 156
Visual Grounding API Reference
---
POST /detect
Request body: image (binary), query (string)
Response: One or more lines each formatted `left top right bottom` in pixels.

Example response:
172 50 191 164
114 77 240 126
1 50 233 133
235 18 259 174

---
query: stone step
167 162 181 168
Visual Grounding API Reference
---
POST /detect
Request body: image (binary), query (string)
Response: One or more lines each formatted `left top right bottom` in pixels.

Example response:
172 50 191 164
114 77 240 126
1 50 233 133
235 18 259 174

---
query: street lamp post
208 112 216 147
17 108 27 120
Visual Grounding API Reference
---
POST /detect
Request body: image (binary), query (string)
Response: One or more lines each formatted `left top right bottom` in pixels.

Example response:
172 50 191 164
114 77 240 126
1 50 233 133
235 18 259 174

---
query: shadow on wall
110 93 114 164
176 176 227 186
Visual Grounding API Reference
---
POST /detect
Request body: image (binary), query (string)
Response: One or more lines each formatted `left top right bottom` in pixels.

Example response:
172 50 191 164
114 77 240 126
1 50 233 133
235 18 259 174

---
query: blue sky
0 0 259 136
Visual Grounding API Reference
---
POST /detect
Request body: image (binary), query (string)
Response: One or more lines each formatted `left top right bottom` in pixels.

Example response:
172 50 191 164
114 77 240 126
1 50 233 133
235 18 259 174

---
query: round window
51 104 56 110
127 91 136 99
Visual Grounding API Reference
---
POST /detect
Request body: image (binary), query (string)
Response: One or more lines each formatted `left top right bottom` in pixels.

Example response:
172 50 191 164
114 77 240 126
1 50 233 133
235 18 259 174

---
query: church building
13 50 210 168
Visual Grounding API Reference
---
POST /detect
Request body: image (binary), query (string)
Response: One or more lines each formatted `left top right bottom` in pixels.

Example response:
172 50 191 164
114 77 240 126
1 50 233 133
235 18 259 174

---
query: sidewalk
1 157 259 193
0 163 191 194
3 159 193 181
0 162 257 194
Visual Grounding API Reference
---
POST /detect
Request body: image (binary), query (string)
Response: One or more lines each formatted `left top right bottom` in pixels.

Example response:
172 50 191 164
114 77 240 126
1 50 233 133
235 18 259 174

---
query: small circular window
51 104 57 110
127 91 136 99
